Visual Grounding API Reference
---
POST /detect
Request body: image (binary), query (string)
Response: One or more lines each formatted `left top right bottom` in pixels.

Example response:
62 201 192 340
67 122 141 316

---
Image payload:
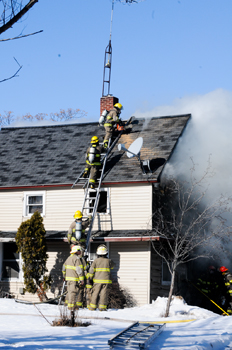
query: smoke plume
135 89 232 200
135 89 232 268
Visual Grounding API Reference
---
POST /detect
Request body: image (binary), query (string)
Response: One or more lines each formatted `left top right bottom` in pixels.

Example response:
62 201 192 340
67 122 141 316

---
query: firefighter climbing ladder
81 140 111 251
71 116 134 253
108 322 166 349
71 142 110 253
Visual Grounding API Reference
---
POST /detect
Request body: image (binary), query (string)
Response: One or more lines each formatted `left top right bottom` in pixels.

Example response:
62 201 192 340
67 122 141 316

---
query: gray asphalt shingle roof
0 114 190 188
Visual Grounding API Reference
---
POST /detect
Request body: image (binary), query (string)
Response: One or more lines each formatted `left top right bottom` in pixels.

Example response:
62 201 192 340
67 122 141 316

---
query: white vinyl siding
0 241 152 304
43 188 85 230
109 184 152 230
110 241 151 306
0 191 24 230
0 242 69 302
45 242 70 297
0 184 152 232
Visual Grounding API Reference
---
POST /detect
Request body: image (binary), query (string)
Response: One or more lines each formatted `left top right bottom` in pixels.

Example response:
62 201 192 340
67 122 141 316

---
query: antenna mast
102 0 114 97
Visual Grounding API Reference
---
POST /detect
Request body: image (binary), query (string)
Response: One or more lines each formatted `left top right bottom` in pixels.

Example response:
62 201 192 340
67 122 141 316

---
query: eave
90 236 161 242
0 179 158 191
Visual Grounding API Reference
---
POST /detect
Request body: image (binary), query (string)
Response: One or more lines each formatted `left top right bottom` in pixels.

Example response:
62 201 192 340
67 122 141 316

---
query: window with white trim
1 242 23 281
87 188 110 215
162 258 171 285
23 191 45 217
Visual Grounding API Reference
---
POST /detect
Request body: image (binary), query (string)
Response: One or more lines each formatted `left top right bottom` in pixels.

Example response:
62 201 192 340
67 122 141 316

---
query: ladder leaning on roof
71 116 134 253
71 139 112 253
81 140 112 252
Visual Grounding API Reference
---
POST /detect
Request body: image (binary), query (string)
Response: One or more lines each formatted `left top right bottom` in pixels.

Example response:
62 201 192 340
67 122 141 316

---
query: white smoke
135 89 232 200
135 89 232 267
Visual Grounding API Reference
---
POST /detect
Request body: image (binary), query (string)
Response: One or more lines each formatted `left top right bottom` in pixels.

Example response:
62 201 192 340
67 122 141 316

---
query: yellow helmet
114 103 123 110
71 245 81 254
91 136 99 143
96 244 108 255
74 210 82 219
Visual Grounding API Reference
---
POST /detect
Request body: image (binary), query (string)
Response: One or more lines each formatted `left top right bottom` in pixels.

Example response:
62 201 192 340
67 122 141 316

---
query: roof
0 230 67 242
0 114 190 188
0 230 161 242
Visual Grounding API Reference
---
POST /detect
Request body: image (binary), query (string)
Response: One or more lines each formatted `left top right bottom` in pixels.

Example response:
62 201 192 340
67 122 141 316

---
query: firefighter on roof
62 245 85 310
219 266 232 315
67 210 92 250
88 244 115 311
83 136 105 189
103 103 123 149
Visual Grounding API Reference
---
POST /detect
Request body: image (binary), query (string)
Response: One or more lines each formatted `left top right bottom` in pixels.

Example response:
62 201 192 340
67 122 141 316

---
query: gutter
0 238 16 242
47 236 161 242
1 236 163 242
0 180 158 191
91 236 160 242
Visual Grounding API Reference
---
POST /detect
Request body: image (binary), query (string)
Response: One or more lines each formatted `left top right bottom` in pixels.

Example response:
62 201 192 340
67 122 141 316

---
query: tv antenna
102 0 114 97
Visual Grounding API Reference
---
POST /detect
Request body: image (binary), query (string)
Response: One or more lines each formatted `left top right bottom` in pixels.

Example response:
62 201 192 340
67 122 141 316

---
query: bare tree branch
0 56 22 82
0 29 42 41
0 108 88 127
0 0 38 35
150 159 232 316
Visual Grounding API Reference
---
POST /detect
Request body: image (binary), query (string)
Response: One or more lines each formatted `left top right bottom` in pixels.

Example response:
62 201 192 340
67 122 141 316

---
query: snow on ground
0 297 232 349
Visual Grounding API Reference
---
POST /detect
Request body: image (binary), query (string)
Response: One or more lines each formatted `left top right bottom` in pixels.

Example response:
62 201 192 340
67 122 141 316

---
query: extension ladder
108 322 166 349
71 116 134 253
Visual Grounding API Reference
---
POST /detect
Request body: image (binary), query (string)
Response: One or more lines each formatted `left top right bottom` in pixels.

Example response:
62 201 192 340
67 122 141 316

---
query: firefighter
88 244 115 311
78 247 91 308
67 210 92 250
62 245 85 311
196 265 222 312
76 246 93 309
83 136 105 189
219 266 232 315
103 103 123 149
85 271 93 310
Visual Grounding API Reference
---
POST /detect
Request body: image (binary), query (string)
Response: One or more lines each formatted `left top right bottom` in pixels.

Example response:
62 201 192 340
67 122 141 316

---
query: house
0 98 191 305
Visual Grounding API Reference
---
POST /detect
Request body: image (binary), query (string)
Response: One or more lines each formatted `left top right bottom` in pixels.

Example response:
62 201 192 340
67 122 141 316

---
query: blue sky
1 0 232 122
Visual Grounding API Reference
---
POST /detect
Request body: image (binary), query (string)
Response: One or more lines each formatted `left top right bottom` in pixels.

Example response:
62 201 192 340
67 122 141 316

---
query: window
88 242 100 262
87 188 109 214
24 191 45 217
1 242 22 281
162 259 171 285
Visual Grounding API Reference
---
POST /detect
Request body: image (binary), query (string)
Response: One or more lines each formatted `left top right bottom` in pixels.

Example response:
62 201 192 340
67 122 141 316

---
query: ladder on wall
71 116 134 253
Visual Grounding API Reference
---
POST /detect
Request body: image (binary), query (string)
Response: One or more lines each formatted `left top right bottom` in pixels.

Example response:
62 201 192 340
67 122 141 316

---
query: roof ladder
108 322 166 349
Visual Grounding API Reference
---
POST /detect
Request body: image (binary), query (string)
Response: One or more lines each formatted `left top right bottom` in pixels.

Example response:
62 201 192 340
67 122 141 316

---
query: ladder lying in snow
71 117 134 253
108 322 166 349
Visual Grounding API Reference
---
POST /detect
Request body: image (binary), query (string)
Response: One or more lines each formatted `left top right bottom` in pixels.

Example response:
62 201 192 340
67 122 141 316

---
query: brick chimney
100 95 119 116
